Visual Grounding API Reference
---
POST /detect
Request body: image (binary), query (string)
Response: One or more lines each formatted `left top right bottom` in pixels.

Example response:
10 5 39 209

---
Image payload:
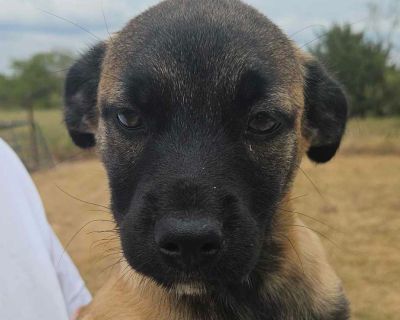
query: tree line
0 51 74 111
311 24 400 117
0 24 399 117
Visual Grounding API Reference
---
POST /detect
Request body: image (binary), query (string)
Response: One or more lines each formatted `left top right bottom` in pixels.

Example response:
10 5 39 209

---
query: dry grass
294 155 400 320
342 117 400 155
32 151 400 320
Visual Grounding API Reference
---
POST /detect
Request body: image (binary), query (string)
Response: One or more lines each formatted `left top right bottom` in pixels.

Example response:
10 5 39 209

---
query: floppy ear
64 42 106 148
303 59 348 163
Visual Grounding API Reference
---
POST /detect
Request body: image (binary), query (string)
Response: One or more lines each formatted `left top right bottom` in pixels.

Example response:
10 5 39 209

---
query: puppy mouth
146 265 255 294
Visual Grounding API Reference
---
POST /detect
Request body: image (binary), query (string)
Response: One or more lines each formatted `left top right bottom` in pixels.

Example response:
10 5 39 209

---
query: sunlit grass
0 109 84 161
342 117 400 155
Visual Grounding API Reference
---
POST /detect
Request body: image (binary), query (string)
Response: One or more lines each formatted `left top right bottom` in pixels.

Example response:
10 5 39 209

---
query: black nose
154 217 222 266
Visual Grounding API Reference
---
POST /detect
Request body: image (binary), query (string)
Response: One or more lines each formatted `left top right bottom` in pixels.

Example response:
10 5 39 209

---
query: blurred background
0 1 399 319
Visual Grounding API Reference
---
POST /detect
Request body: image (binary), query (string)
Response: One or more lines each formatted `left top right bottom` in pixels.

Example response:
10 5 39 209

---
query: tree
0 74 12 108
310 24 396 117
382 66 400 116
6 51 75 167
10 51 74 109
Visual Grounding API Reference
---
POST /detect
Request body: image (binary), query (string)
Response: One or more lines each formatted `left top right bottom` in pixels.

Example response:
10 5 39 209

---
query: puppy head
65 0 347 292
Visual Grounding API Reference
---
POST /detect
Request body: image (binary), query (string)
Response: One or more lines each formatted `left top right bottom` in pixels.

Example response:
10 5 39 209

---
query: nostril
200 242 220 256
155 217 223 262
160 242 181 255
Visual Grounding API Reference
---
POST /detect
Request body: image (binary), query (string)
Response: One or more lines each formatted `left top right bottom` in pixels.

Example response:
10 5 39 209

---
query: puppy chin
171 283 206 296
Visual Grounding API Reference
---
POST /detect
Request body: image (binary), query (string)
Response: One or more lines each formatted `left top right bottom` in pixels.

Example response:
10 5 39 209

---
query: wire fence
0 120 55 172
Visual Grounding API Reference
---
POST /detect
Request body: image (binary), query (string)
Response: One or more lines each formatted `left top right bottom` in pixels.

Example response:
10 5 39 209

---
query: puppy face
65 0 347 292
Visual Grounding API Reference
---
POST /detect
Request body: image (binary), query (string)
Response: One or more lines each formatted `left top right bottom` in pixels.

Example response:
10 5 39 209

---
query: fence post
27 103 39 170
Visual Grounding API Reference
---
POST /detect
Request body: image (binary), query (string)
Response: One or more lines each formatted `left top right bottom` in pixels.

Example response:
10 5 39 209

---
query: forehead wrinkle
98 12 304 114
99 49 304 120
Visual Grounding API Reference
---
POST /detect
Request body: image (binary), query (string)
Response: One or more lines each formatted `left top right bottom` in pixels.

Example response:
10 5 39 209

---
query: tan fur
78 267 183 320
262 194 343 317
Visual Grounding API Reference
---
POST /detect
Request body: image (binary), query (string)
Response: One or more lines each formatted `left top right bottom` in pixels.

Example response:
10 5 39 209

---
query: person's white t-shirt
0 139 91 320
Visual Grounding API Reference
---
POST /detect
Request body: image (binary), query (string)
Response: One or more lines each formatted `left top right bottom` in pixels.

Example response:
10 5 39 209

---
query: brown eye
117 110 143 130
248 112 281 135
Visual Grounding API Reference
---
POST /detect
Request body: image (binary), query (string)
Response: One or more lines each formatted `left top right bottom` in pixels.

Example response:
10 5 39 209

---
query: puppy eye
117 110 143 130
248 112 281 135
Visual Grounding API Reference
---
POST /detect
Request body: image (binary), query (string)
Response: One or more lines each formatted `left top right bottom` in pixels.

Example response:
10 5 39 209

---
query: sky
0 0 399 74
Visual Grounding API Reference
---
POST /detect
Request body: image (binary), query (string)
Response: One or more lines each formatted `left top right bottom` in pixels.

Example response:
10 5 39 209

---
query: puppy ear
64 42 106 148
303 59 348 163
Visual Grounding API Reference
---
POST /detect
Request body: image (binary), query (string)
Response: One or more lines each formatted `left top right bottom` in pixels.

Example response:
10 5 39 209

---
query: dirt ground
33 153 400 320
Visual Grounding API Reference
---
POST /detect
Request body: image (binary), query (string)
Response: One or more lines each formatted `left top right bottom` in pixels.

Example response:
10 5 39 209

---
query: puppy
64 0 349 319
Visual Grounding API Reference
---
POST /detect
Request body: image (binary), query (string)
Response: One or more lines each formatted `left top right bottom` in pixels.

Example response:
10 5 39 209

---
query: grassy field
342 117 400 155
2 110 400 319
0 109 80 161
